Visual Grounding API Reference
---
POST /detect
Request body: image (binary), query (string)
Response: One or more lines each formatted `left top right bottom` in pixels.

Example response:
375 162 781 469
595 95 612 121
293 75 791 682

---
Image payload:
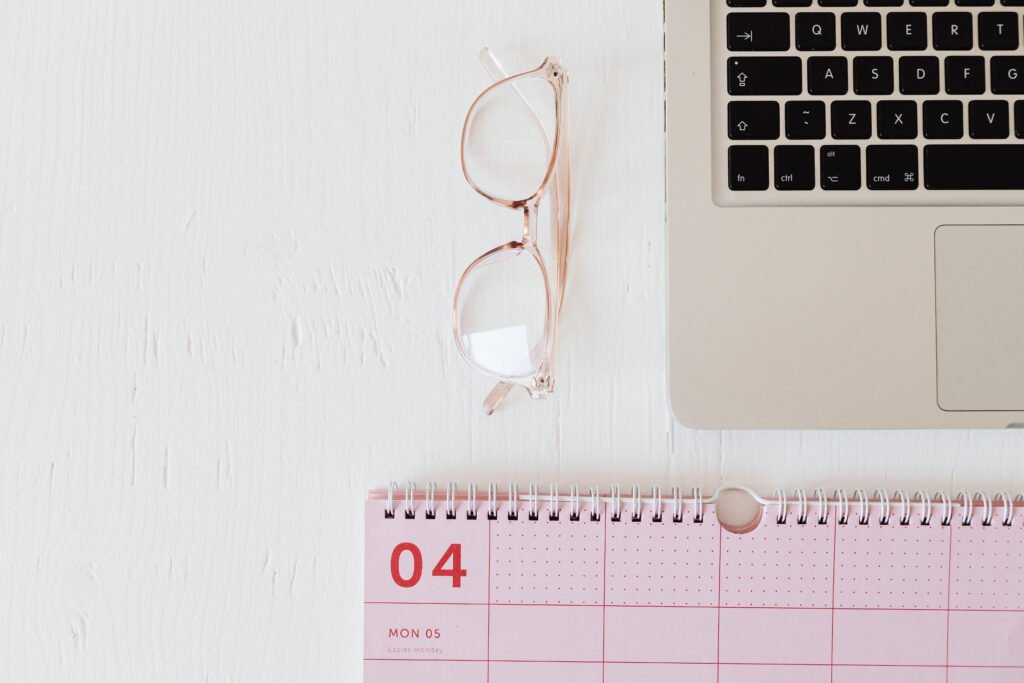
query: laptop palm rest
936 225 1024 412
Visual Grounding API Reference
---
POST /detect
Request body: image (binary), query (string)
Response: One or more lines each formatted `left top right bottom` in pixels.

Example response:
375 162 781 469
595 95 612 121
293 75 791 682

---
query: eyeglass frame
453 50 571 415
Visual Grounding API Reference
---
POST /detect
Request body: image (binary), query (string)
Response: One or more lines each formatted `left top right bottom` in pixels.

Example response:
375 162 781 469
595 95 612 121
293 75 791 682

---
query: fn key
728 145 769 191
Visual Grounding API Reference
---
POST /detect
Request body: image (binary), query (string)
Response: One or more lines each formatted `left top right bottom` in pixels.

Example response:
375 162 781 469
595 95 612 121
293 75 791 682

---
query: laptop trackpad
936 225 1024 411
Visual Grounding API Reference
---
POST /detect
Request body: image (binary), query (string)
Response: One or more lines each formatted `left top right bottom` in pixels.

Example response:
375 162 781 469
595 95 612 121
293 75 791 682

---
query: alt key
820 145 862 190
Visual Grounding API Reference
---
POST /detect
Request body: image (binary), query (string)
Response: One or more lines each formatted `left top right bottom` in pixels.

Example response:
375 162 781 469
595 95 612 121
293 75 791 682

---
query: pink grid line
365 601 1024 613
601 507 607 683
365 659 1024 670
830 516 837 683
945 521 954 683
487 518 491 683
716 524 723 683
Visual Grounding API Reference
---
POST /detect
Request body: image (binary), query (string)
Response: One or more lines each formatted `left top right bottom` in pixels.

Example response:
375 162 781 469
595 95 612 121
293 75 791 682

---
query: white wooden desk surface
0 1 1020 680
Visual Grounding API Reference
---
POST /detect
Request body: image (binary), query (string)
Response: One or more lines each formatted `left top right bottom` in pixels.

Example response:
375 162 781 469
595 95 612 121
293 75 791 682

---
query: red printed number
389 543 466 589
389 542 423 588
431 543 467 588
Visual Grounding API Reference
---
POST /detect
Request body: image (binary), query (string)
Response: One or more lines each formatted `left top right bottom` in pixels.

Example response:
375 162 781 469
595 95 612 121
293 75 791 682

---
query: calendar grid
365 496 1024 682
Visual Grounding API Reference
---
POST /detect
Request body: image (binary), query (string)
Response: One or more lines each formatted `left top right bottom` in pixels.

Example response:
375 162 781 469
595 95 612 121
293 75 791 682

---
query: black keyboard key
923 100 965 137
945 56 986 93
808 56 849 94
775 0 813 5
933 13 974 49
899 56 940 93
774 145 816 190
785 100 827 138
729 101 781 140
819 0 858 4
866 0 904 5
979 12 1020 49
729 146 770 190
991 57 1024 93
842 13 883 50
821 145 862 190
854 56 895 94
728 13 792 51
887 12 929 50
796 13 837 50
728 57 804 95
832 100 873 138
1016 101 1024 137
956 0 995 5
877 100 919 138
866 145 920 189
925 145 1024 188
969 99 1010 137
911 0 950 5
728 0 768 6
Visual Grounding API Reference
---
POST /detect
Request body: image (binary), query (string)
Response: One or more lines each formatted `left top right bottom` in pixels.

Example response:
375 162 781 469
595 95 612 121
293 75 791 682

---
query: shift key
728 57 803 96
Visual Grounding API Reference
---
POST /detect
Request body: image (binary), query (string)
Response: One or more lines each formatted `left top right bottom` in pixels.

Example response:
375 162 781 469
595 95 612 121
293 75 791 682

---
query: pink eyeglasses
453 49 571 415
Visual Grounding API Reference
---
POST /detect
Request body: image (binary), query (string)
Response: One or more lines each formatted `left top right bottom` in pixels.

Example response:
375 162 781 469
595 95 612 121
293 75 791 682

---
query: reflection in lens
463 76 556 202
455 247 547 379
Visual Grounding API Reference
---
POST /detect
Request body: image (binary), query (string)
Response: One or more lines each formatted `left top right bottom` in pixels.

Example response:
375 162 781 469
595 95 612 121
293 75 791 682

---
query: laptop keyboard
720 0 1024 198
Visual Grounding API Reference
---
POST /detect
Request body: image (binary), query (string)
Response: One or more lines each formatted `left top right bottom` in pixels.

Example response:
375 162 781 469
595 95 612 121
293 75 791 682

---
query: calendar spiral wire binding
381 483 1021 529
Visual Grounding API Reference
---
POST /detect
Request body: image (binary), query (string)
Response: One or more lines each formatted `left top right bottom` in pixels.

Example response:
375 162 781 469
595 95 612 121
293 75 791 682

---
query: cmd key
728 57 803 95
866 145 919 190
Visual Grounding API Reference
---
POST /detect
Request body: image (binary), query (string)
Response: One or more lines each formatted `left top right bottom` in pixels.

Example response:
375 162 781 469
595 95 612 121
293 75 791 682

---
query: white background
0 1 1021 680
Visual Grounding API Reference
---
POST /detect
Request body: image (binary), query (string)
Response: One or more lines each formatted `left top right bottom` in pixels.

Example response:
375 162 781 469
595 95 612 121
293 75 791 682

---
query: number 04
390 543 467 589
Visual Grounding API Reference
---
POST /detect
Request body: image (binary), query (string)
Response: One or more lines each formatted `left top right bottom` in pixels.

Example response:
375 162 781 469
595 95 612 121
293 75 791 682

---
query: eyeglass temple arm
482 340 551 415
479 48 553 161
483 47 567 304
482 381 514 416
477 49 564 415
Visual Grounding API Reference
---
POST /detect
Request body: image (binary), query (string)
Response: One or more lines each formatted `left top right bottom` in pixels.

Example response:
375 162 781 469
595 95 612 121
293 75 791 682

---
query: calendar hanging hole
716 488 763 535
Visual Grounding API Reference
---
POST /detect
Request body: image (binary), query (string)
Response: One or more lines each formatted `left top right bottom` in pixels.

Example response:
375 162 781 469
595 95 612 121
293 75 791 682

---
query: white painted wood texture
0 1 1020 680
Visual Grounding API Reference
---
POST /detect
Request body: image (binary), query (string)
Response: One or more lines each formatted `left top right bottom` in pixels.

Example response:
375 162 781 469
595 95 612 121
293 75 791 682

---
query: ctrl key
866 145 919 190
728 145 769 191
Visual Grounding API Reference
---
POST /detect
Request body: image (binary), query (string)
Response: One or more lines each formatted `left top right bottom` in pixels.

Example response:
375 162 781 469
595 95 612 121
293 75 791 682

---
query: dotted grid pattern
951 521 1024 611
606 504 719 606
835 512 951 610
364 498 1024 682
490 502 604 605
720 515 833 608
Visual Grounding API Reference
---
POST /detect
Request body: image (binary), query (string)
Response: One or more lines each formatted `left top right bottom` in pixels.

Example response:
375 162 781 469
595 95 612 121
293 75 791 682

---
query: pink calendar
364 484 1024 682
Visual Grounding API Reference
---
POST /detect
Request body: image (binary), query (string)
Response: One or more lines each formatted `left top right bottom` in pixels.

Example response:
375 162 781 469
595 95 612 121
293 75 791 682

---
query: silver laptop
667 1 1024 429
